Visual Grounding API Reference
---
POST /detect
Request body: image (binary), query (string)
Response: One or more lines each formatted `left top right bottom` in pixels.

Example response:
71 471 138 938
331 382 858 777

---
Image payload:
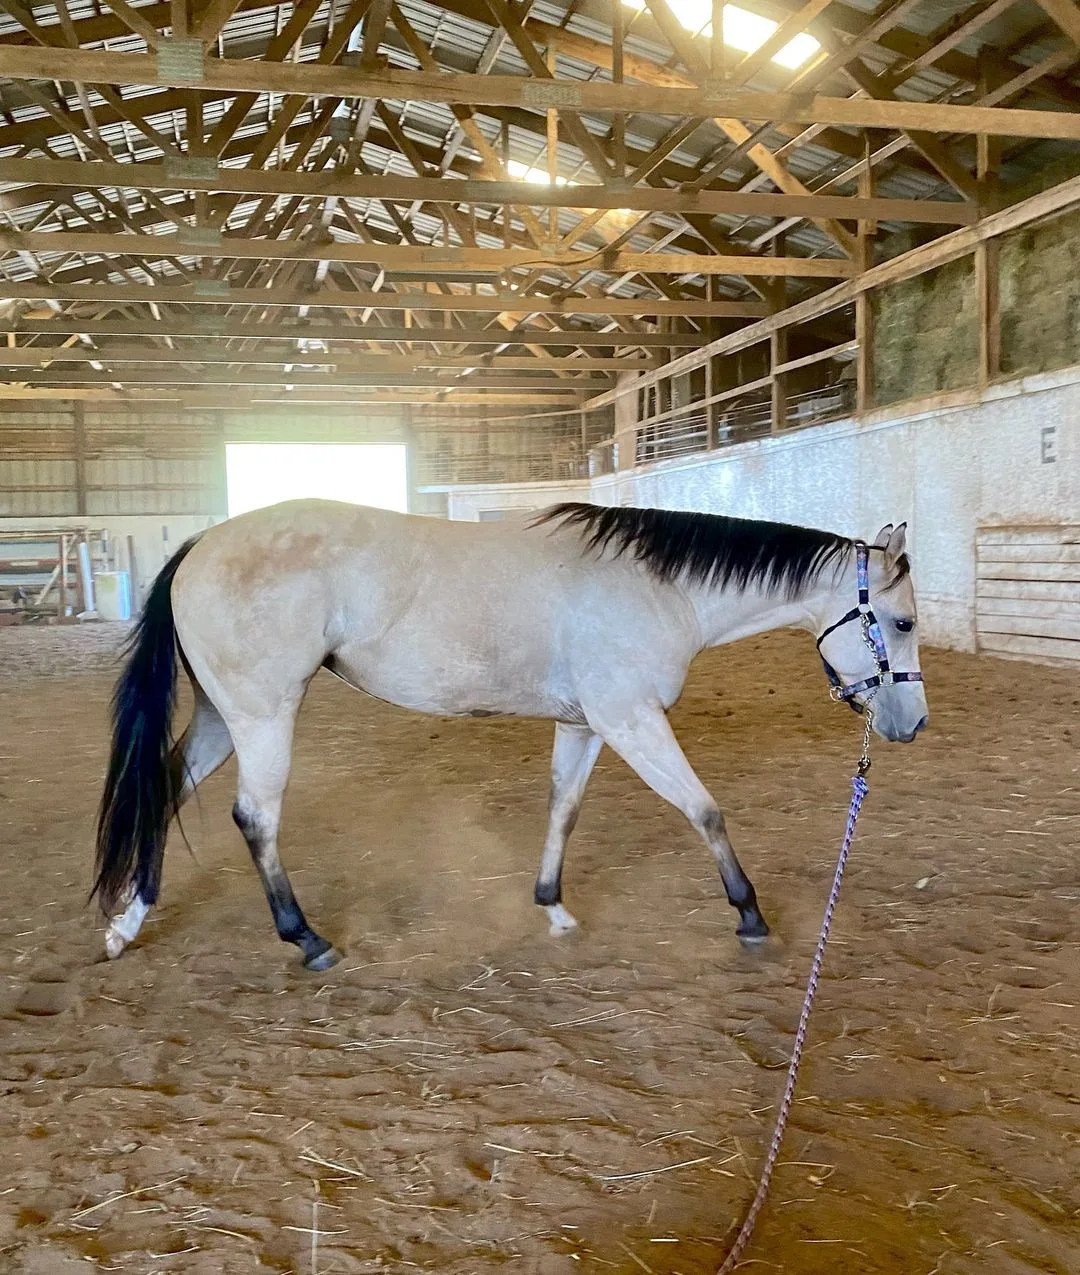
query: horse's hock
1 621 1076 1275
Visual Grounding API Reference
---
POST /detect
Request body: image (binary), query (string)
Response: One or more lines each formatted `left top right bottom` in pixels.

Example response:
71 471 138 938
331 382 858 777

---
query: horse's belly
328 640 569 720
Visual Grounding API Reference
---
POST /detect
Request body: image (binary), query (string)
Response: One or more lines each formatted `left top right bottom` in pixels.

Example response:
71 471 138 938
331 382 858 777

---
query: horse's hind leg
229 710 339 972
105 684 235 959
535 724 603 936
588 703 768 943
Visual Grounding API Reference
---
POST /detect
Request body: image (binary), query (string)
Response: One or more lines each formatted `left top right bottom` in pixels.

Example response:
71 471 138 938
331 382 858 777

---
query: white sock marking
545 903 578 936
105 895 150 959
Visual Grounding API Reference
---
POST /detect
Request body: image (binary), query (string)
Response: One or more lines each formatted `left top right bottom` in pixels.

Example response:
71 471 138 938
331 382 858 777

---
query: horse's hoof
545 903 579 937
104 929 128 960
304 945 342 972
736 915 770 944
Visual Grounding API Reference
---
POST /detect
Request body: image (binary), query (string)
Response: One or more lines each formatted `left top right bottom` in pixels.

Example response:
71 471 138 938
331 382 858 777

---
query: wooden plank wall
976 525 1080 664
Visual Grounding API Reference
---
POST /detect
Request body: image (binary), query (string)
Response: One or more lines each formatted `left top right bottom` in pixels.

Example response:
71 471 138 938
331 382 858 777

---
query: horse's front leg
587 702 768 943
535 723 603 936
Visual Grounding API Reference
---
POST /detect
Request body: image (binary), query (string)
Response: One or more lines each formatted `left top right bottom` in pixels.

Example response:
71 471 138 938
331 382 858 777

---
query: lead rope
716 707 875 1275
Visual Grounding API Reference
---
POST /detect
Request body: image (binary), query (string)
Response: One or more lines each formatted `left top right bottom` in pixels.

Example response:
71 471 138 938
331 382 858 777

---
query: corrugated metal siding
224 411 406 443
0 403 416 517
0 458 80 516
0 405 80 516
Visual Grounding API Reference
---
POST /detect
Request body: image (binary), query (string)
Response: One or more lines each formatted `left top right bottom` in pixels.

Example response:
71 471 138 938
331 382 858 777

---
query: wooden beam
0 345 659 371
100 0 163 48
3 368 601 390
10 317 733 343
0 386 588 405
2 47 1078 137
773 339 858 376
195 0 247 45
1034 0 1080 51
0 229 858 276
0 281 752 314
889 0 1016 78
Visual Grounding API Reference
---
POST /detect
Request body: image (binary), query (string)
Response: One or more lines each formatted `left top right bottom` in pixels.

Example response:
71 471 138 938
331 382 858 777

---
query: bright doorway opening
225 443 409 518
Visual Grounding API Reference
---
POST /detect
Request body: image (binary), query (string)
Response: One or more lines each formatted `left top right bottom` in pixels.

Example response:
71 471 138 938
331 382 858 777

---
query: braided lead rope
717 764 870 1274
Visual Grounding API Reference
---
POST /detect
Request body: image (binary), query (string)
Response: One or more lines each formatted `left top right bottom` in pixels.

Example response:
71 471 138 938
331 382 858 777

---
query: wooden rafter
0 344 657 372
1033 0 1080 52
1 46 1077 137
0 158 980 223
9 317 746 342
0 230 859 276
0 280 756 314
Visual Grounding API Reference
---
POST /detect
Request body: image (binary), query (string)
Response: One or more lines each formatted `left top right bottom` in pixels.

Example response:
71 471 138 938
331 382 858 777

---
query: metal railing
588 381 855 477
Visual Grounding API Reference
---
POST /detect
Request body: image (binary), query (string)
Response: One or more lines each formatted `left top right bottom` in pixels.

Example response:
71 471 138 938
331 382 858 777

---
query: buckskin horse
93 500 927 970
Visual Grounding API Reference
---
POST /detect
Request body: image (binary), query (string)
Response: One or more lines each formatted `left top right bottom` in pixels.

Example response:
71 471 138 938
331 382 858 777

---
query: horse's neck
688 579 825 650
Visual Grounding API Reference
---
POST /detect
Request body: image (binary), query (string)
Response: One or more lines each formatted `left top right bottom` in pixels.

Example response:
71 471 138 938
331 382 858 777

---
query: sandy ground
0 623 1077 1275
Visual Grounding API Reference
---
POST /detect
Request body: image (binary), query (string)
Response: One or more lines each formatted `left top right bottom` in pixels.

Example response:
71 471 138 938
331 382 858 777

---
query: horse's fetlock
534 877 561 907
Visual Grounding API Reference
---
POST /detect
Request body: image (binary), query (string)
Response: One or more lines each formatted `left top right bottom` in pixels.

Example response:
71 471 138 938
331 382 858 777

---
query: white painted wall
426 479 588 522
441 366 1080 651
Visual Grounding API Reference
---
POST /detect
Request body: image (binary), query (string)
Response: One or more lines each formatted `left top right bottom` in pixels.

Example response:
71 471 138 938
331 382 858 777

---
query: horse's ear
872 523 894 549
884 522 908 571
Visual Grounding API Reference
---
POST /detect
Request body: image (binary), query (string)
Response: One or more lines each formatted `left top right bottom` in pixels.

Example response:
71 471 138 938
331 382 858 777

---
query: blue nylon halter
816 542 924 711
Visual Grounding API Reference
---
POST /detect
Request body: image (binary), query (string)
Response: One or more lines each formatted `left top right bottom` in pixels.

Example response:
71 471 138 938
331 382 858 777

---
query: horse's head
815 524 928 744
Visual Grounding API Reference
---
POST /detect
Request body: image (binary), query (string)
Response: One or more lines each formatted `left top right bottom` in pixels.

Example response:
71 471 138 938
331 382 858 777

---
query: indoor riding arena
0 1 1077 1272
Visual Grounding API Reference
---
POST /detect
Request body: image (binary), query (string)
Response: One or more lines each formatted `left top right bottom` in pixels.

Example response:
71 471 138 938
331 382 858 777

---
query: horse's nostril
914 714 928 734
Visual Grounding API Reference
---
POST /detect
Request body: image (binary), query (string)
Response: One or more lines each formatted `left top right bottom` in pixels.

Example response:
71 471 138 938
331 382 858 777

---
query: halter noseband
816 542 924 712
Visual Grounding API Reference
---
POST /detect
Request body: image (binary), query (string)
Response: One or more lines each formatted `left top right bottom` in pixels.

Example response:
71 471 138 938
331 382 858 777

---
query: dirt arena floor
0 624 1077 1275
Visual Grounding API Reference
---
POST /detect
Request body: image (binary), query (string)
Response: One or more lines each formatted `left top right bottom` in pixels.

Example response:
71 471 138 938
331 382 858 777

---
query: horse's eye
895 618 915 633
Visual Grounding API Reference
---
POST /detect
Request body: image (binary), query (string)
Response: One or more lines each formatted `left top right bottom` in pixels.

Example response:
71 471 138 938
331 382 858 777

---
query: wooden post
73 400 87 516
975 67 1001 390
976 66 1000 213
770 233 787 432
710 0 725 81
126 534 141 612
401 403 418 511
976 240 1000 389
612 0 626 178
770 329 787 432
546 46 558 241
856 135 876 414
500 119 511 250
58 534 68 620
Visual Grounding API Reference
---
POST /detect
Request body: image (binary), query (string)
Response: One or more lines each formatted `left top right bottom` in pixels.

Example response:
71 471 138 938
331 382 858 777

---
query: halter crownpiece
816 542 924 711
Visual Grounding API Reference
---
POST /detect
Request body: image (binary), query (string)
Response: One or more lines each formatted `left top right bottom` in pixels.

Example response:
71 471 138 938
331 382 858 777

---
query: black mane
535 502 854 597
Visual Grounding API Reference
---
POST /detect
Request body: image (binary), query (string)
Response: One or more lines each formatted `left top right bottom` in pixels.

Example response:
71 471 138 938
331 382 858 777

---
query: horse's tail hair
92 535 201 915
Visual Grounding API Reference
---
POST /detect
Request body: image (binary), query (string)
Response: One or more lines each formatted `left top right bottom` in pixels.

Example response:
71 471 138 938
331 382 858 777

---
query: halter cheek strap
816 542 924 710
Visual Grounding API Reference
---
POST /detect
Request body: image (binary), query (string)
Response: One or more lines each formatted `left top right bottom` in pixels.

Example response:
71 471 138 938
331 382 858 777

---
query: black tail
92 536 202 915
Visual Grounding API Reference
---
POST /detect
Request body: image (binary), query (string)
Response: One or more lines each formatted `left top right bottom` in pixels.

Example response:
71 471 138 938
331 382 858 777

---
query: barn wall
0 404 581 526
434 479 588 521
444 365 1080 653
592 368 1078 651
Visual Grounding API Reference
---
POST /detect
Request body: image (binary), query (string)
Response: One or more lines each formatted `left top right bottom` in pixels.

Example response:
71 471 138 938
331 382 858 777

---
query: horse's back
169 500 692 720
